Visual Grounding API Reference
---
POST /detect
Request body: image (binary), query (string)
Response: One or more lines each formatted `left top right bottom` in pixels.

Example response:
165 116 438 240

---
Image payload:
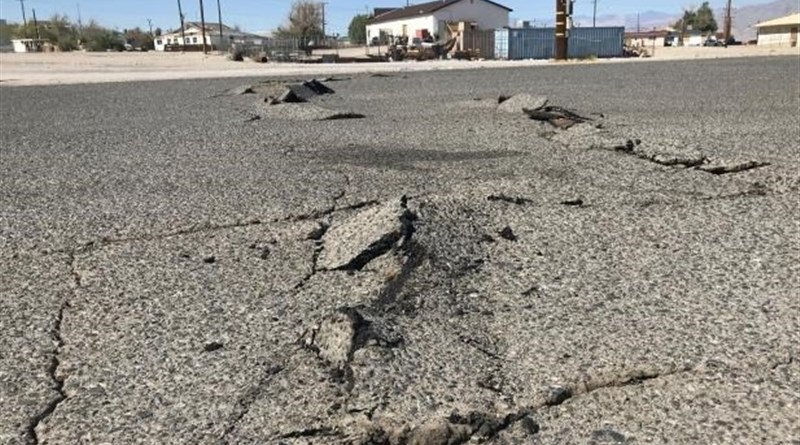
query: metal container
494 28 509 59
494 27 624 60
569 27 625 58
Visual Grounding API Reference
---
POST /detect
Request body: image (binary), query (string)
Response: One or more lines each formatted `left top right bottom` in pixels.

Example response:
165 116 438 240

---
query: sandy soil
0 45 797 87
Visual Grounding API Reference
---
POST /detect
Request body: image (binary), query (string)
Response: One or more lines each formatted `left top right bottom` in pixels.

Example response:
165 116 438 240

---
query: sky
0 0 775 35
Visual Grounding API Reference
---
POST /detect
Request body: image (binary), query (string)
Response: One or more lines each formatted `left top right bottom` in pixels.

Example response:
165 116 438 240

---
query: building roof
370 0 512 25
625 30 672 39
183 21 236 32
753 13 800 28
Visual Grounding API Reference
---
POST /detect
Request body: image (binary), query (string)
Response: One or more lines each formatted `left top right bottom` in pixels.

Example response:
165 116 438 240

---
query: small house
625 30 678 48
154 22 259 51
754 13 800 47
12 39 49 53
366 0 511 44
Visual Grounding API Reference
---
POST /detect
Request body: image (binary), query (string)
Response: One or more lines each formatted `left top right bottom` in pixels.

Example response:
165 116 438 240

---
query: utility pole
199 0 208 53
18 0 27 26
177 0 187 50
32 8 40 40
217 0 224 50
555 0 568 60
147 19 154 36
637 13 641 33
723 0 733 42
77 3 83 30
592 0 597 28
320 2 328 38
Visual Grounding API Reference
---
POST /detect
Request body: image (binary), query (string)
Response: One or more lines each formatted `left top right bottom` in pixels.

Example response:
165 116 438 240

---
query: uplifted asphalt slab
1 57 798 444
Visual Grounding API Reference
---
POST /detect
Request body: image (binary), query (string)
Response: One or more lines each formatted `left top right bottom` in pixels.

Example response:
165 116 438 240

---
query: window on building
193 37 198 43
156 39 163 45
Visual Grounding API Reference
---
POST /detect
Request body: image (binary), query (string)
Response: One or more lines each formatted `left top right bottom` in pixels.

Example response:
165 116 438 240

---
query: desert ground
0 44 798 86
1 56 799 444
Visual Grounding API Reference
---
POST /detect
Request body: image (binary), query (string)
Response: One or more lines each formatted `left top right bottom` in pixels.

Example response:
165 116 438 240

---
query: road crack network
25 253 80 444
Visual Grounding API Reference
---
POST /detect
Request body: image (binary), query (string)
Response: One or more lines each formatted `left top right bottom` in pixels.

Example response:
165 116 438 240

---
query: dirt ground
0 45 797 87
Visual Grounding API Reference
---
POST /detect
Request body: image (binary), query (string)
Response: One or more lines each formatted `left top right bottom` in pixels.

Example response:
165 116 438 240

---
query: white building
366 0 511 43
754 13 800 47
11 39 49 53
154 21 260 51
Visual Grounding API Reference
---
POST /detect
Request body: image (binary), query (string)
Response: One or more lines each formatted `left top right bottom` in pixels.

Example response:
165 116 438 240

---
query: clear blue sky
0 0 773 34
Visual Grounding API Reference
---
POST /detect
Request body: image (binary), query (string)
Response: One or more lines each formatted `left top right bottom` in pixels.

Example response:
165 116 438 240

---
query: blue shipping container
494 27 624 60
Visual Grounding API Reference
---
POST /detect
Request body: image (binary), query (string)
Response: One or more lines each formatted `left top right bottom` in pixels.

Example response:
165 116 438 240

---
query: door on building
791 27 798 47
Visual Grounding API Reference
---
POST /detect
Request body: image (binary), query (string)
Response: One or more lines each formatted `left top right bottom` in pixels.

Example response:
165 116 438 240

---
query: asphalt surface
1 56 799 445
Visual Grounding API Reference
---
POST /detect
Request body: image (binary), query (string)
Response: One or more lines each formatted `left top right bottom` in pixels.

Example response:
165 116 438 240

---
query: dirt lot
1 45 797 87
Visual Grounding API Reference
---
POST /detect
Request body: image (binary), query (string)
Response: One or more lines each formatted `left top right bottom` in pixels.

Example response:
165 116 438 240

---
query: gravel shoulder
1 46 798 87
1 57 798 444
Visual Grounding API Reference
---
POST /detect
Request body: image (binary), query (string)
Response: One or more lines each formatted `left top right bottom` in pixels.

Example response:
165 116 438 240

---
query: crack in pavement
279 426 338 439
219 364 284 444
25 253 79 444
537 364 697 411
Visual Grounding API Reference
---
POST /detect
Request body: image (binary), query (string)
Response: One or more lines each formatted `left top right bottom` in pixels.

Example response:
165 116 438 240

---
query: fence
495 27 624 60
236 37 356 62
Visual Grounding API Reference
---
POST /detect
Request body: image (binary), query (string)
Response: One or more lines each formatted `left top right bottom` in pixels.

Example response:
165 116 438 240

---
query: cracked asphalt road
1 56 799 444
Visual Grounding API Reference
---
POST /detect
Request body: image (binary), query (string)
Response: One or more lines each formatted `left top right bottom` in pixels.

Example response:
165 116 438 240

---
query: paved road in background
2 57 799 444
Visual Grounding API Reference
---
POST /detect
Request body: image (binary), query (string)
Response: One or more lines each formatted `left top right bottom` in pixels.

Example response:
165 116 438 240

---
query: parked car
704 37 725 47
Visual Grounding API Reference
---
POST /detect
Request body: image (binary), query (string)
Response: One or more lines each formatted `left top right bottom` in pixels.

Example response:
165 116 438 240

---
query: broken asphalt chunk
524 105 593 129
497 94 548 113
230 85 254 95
304 307 402 368
257 103 364 121
318 200 415 271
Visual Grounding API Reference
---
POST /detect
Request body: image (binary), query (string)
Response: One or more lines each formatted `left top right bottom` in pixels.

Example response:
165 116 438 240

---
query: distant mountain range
525 0 799 41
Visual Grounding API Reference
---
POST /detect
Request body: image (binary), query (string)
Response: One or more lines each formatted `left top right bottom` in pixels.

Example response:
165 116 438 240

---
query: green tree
673 2 718 34
123 27 154 50
81 19 124 51
0 21 16 46
694 2 718 33
347 14 369 44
